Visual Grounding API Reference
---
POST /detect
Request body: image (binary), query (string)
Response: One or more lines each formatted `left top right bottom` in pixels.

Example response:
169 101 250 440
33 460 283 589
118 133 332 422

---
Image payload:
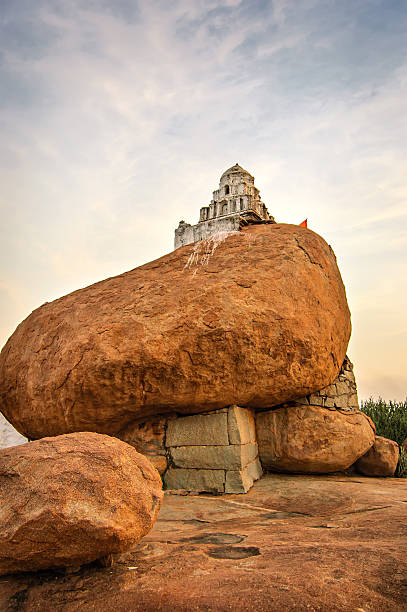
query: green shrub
360 398 407 446
360 398 407 477
396 448 407 478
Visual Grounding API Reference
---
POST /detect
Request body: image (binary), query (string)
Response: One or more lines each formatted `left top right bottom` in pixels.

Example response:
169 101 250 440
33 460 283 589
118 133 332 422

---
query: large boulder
256 405 375 473
0 432 163 576
0 224 351 439
355 435 399 477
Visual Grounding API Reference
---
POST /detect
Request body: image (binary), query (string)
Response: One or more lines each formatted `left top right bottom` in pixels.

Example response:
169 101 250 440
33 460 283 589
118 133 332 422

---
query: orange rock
0 432 163 576
256 405 375 473
355 435 399 477
117 416 170 475
0 224 351 439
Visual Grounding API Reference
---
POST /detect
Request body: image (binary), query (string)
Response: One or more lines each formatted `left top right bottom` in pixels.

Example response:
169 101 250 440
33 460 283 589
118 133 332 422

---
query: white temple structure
174 164 275 249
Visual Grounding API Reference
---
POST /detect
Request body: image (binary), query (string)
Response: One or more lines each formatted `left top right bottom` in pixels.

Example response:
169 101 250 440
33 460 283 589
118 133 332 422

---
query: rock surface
0 432 163 576
355 435 399 476
117 416 170 475
256 405 375 473
1 474 405 611
0 224 351 439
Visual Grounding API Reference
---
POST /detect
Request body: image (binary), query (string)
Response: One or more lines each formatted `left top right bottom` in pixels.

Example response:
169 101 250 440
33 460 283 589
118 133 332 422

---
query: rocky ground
1 474 406 612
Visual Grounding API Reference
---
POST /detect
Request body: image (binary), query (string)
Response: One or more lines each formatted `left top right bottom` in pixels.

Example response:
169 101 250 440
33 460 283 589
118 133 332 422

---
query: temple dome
220 163 253 180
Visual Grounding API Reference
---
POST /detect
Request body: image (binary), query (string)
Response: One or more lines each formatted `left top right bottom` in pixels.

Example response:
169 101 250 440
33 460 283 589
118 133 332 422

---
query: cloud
0 0 406 397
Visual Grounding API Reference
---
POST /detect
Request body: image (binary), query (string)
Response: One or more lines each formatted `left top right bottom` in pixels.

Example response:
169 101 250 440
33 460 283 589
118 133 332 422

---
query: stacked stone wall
118 406 262 494
294 356 359 411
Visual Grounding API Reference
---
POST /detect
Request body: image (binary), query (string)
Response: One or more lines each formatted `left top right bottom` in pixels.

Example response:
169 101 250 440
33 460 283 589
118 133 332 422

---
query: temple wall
175 215 241 249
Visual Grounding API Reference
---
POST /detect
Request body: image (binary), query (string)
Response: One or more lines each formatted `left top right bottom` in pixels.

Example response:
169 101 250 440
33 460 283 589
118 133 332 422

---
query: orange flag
299 219 307 228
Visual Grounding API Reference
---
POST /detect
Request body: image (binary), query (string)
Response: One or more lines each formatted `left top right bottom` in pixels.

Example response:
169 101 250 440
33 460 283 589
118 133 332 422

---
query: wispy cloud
1 0 406 398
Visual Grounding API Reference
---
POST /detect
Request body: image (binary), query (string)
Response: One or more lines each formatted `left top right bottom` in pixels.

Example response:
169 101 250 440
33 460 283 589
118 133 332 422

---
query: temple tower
174 164 275 249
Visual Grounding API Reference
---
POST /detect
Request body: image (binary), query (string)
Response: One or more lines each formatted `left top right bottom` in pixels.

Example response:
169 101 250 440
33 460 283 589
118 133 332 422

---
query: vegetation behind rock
361 398 407 477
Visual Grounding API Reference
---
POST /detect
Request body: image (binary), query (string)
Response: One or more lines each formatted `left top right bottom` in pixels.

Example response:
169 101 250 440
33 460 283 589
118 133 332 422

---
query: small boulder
0 432 163 576
256 405 375 473
355 435 399 477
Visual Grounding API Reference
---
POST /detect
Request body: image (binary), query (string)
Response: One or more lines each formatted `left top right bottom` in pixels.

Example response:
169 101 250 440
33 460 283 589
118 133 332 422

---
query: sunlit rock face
0 223 350 440
0 432 163 576
355 435 399 476
256 405 376 474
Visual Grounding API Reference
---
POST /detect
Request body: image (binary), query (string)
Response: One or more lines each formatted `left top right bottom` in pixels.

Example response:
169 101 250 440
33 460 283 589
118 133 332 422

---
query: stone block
225 470 251 494
324 397 335 408
225 458 263 494
166 412 229 446
164 468 225 493
343 359 353 371
170 443 258 470
227 406 256 444
333 395 348 409
324 384 337 398
245 457 263 481
335 381 350 395
342 370 354 381
308 395 324 406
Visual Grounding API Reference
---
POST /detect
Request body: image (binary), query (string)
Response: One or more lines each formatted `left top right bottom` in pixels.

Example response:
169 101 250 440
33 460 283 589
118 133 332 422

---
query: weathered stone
227 406 256 444
355 436 399 477
0 432 163 576
333 395 348 409
117 416 169 475
164 468 225 493
170 443 258 470
323 384 337 398
256 405 375 473
335 381 349 396
246 456 263 481
166 412 228 447
0 223 351 440
308 395 324 406
225 458 263 494
306 356 359 412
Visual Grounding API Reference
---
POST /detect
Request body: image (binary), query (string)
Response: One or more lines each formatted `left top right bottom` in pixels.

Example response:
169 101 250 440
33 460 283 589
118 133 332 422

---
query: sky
1 0 406 401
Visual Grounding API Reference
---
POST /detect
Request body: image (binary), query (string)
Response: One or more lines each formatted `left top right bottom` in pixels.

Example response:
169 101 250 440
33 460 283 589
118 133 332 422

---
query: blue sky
1 0 406 399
